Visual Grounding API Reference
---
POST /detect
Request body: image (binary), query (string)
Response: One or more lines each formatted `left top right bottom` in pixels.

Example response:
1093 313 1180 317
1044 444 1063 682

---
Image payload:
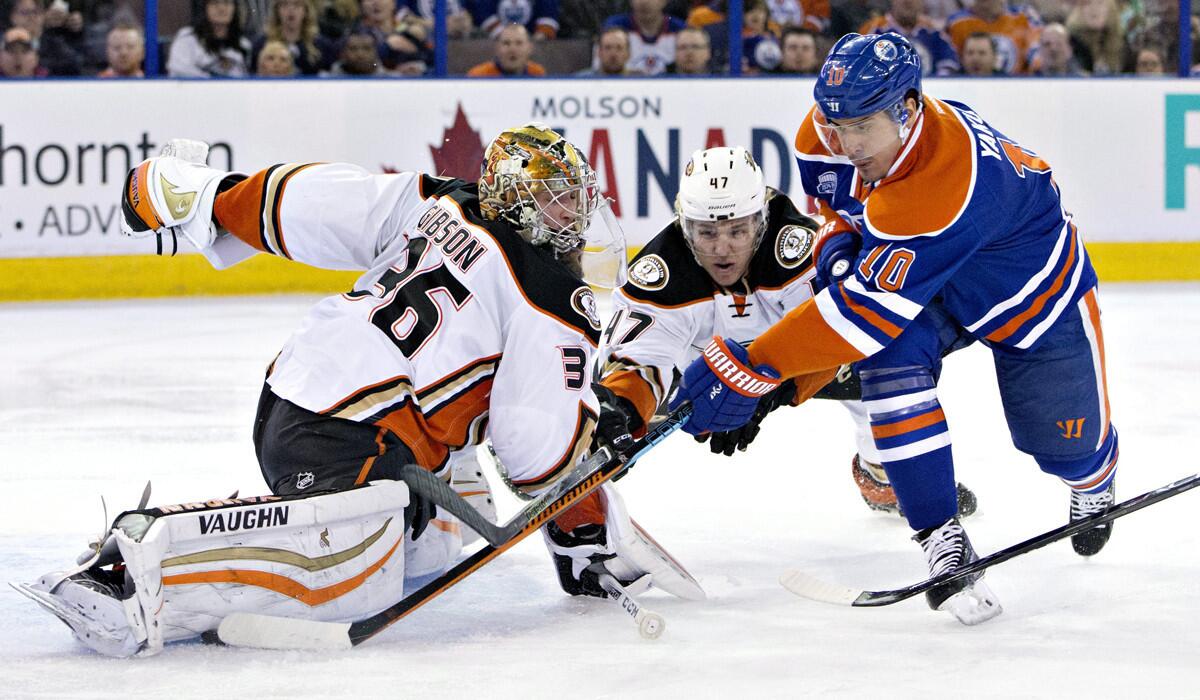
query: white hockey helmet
675 147 768 262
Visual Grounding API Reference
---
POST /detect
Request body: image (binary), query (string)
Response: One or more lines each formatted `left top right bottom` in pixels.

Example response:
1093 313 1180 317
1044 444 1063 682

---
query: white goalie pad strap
115 481 411 648
601 484 706 601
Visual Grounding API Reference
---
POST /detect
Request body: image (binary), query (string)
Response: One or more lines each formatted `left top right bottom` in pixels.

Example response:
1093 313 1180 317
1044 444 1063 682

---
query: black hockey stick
216 405 692 650
781 472 1200 607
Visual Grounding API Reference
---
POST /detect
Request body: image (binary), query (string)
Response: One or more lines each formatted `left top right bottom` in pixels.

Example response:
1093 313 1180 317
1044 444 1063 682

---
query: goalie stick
215 405 692 651
780 472 1200 607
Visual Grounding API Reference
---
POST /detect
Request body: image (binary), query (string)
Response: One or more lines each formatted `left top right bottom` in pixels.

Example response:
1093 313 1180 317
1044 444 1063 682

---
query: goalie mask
675 147 768 287
479 123 626 288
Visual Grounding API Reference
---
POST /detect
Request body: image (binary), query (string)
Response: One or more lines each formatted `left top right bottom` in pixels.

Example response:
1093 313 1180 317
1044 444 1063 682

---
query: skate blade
938 583 1003 626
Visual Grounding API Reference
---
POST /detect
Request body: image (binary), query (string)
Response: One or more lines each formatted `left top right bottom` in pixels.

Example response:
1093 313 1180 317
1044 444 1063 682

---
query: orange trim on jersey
865 98 973 237
376 404 446 471
269 163 322 259
1082 288 1111 442
871 407 947 440
553 489 606 532
792 366 842 405
354 428 389 486
512 402 596 489
602 369 659 427
986 225 1078 343
430 518 461 536
794 104 832 158
839 284 902 338
128 161 163 230
425 379 494 448
213 168 272 252
162 535 402 607
747 296 866 378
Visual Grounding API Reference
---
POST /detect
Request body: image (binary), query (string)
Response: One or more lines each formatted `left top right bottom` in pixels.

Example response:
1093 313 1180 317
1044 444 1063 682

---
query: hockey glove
592 383 638 455
404 487 436 541
697 379 798 456
813 221 860 292
669 336 781 436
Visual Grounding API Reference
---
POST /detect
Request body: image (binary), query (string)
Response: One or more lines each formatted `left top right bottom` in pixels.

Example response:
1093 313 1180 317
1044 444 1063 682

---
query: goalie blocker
13 481 464 657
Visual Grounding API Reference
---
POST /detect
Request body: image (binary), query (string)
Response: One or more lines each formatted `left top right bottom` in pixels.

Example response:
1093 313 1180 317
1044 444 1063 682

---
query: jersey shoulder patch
621 225 714 308
865 98 975 239
747 192 818 289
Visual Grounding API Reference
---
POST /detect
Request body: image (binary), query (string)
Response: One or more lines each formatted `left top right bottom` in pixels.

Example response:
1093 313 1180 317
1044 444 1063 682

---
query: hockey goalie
13 126 703 657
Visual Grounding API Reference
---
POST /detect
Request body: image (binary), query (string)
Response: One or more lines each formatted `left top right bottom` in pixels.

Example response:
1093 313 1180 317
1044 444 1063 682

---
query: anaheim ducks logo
628 254 669 291
571 286 601 331
775 225 814 269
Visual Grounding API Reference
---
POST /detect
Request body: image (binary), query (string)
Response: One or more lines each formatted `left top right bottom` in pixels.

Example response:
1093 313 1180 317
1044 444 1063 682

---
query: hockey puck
638 613 665 640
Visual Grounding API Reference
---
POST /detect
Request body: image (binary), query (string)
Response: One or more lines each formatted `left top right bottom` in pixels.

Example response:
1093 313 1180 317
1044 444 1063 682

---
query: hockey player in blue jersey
670 32 1118 625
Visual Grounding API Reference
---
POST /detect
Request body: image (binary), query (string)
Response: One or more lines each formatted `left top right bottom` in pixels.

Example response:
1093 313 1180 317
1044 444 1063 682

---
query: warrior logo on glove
701 339 779 397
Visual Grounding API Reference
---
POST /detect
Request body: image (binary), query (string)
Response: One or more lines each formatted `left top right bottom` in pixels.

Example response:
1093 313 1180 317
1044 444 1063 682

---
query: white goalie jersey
212 164 602 490
600 191 836 424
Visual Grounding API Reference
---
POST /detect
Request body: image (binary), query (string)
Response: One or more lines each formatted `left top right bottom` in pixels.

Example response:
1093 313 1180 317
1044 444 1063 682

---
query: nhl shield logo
775 226 814 269
296 472 315 490
629 254 669 291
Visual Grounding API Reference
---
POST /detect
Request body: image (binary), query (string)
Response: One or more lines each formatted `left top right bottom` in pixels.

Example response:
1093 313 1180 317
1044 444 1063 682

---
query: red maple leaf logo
429 103 485 180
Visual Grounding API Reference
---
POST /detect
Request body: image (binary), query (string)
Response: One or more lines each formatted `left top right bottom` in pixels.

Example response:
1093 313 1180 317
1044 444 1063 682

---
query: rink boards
0 78 1197 300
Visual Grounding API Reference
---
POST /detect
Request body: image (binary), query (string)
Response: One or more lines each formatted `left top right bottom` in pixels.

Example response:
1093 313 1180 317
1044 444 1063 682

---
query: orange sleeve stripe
213 168 272 253
871 407 947 440
791 366 841 405
1082 288 1111 442
354 428 390 486
602 370 659 427
747 296 865 378
553 489 606 533
986 225 1077 343
162 536 402 607
839 284 902 339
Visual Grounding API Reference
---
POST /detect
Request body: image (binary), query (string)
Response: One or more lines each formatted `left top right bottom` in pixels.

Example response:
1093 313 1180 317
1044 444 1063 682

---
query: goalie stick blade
778 570 864 606
217 613 352 651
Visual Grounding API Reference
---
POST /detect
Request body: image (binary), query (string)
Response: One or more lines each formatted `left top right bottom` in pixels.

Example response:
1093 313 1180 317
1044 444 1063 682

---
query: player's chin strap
213 404 693 651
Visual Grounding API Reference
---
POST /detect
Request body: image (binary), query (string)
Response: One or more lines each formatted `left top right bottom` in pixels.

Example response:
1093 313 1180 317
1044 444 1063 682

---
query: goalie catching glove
543 484 704 601
120 139 257 269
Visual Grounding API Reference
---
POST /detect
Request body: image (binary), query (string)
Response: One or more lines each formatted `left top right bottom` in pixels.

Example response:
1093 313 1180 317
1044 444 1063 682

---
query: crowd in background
0 0 1196 79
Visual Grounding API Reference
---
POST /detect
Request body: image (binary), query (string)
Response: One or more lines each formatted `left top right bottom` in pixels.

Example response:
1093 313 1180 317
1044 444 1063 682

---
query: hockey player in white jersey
15 125 700 658
593 146 977 516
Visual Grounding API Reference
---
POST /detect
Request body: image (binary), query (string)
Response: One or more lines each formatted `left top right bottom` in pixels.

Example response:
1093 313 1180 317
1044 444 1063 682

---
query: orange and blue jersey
945 5 1041 73
757 95 1097 378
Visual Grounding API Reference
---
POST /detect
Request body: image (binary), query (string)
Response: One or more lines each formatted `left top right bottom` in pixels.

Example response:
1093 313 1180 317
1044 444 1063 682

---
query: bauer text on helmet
675 147 768 287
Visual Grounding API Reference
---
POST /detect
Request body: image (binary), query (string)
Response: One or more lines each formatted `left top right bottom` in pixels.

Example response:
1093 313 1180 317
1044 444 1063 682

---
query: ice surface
2 287 1198 699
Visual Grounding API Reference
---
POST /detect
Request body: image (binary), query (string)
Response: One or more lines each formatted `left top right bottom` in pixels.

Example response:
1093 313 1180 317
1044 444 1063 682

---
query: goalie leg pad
20 482 412 656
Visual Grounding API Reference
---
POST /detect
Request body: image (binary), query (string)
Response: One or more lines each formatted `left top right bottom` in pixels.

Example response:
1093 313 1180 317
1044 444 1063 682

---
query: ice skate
852 455 979 518
12 568 143 657
449 447 497 547
1070 479 1116 556
913 517 1002 625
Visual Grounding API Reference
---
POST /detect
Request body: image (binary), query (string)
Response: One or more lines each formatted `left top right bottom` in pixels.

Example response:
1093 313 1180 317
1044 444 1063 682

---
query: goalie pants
253 381 419 496
858 288 1117 531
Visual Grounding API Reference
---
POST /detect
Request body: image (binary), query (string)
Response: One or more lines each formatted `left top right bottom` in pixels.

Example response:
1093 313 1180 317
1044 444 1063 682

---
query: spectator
603 0 687 76
252 0 327 75
355 0 397 40
6 0 84 75
471 0 559 40
829 0 888 38
558 0 626 40
1065 0 1125 75
668 25 709 74
256 38 297 74
765 0 829 34
0 26 46 77
576 25 642 76
323 29 386 74
167 0 252 77
1028 22 1085 75
98 24 143 77
1134 44 1165 75
396 0 472 40
742 0 783 73
859 0 961 76
315 0 359 40
946 0 1041 73
381 17 430 75
466 22 546 76
960 30 1002 75
775 25 820 74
